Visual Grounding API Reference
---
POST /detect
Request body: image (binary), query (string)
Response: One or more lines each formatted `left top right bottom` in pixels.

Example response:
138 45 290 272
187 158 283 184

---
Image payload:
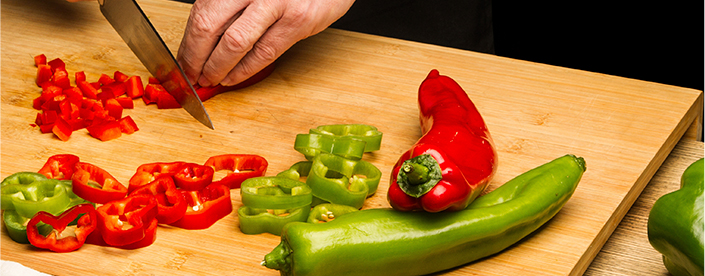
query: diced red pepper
118 116 139 134
47 58 66 72
75 71 86 84
113 71 129 83
27 203 97 253
95 194 158 246
130 176 187 224
36 64 53 87
148 76 160 84
173 163 214 191
204 154 268 189
102 82 127 98
115 97 134 109
72 162 128 204
98 73 115 86
59 99 80 120
128 161 185 193
104 98 123 119
40 124 54 134
52 117 73 141
125 76 144 99
86 121 122 141
143 83 165 105
169 183 232 230
77 80 98 99
52 68 72 89
34 54 47 67
156 92 181 109
67 118 87 130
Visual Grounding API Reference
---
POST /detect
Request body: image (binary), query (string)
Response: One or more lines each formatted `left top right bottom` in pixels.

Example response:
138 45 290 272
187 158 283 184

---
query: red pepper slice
26 203 97 252
96 194 157 246
173 163 215 191
72 162 127 204
86 121 122 141
128 161 186 193
36 64 53 87
34 54 47 67
204 154 268 189
52 117 73 141
130 176 187 224
169 183 232 230
118 116 139 134
125 76 144 99
38 154 80 180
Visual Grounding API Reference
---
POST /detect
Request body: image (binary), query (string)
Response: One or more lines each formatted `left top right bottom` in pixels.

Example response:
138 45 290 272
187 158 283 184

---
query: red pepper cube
52 117 73 141
148 76 160 84
113 71 129 83
98 73 115 86
97 91 115 106
43 110 59 125
143 84 164 105
47 58 66 72
157 92 181 109
75 71 86 84
125 76 144 99
118 116 139 134
52 68 72 89
87 121 122 141
59 99 80 120
67 118 87 131
77 80 98 99
116 97 134 109
40 123 54 133
41 95 65 112
104 98 123 119
101 82 127 98
36 64 53 87
34 54 47 67
63 87 83 104
33 96 45 110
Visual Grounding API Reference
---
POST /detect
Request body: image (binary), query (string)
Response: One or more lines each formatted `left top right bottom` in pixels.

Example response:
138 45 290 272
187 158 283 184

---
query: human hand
176 0 354 87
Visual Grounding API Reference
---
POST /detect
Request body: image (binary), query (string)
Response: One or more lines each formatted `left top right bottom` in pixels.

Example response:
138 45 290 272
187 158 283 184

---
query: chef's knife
98 0 214 129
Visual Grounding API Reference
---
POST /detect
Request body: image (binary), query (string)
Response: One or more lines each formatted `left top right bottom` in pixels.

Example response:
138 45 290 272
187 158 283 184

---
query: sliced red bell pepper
75 71 86 84
72 162 127 204
128 161 185 193
47 58 66 72
77 80 98 99
113 71 129 83
173 163 214 191
104 98 123 119
116 97 134 109
26 203 97 252
95 194 157 246
118 116 139 134
38 154 80 180
85 216 158 250
86 121 122 141
34 54 47 67
169 183 232 230
204 154 268 189
130 176 187 224
98 73 115 86
125 76 144 99
52 68 71 89
52 117 73 141
102 82 127 98
36 64 53 87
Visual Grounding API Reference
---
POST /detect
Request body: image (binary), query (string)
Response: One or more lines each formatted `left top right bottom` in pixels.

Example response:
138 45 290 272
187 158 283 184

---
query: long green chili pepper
262 154 586 276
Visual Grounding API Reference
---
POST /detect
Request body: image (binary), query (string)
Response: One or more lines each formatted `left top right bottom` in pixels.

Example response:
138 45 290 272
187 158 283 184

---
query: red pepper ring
85 217 158 250
26 203 97 252
128 161 185 193
37 154 80 180
72 162 127 204
204 154 268 189
96 194 158 246
130 176 188 224
168 183 232 230
173 163 215 191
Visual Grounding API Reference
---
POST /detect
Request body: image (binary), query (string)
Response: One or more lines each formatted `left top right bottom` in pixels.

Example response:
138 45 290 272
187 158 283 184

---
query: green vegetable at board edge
648 158 704 276
262 154 586 276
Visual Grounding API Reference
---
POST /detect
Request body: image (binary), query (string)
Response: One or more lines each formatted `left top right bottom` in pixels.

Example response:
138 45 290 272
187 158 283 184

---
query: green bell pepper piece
648 158 704 276
241 177 313 209
0 172 47 187
307 153 381 209
3 210 52 244
238 206 311 236
294 134 367 161
277 161 313 183
307 203 358 223
263 154 585 276
309 124 382 152
1 178 71 218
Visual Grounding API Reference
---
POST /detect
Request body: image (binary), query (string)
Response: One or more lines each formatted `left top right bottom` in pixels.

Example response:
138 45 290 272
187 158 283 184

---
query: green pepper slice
307 203 358 223
240 177 313 209
307 153 381 209
276 161 313 183
294 134 367 161
309 124 383 152
238 206 310 236
1 172 47 187
1 178 71 218
3 210 52 244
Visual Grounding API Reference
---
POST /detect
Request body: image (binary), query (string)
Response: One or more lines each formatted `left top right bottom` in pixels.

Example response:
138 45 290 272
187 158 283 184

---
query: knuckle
221 30 253 54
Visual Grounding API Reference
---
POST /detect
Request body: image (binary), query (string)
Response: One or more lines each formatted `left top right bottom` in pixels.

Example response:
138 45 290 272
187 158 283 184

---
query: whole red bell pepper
38 154 80 180
204 154 267 189
26 203 97 252
72 162 128 204
130 176 187 224
387 69 497 212
169 183 232 230
95 194 158 246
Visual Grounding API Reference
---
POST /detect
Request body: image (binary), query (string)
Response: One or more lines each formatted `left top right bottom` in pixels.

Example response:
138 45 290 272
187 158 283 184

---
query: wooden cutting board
1 0 702 275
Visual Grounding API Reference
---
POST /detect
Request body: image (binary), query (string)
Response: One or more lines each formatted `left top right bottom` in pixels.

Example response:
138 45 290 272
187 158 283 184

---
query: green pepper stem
402 162 431 186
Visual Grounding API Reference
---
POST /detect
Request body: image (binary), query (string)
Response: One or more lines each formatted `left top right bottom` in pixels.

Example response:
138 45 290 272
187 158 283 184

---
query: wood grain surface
1 0 703 275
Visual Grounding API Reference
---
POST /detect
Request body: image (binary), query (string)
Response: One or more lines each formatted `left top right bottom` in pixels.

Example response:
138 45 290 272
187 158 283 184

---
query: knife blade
98 0 214 129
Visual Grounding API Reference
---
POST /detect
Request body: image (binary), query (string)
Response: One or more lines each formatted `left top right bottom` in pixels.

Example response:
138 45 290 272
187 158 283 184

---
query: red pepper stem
401 162 430 186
